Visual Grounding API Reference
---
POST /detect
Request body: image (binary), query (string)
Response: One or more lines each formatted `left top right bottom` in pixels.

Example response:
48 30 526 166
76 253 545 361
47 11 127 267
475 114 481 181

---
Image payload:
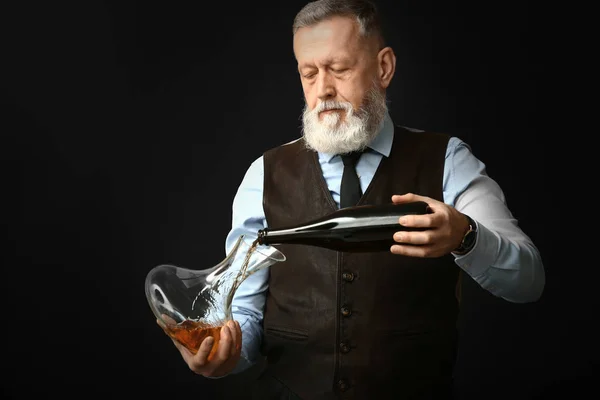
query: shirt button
340 342 350 353
338 379 349 391
342 272 354 282
341 306 352 317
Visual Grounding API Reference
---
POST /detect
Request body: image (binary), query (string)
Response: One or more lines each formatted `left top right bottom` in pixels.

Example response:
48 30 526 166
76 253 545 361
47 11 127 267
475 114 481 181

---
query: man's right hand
157 318 243 378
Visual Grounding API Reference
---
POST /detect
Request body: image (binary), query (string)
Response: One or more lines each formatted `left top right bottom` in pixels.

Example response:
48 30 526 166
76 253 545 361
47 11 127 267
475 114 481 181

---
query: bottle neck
257 227 299 245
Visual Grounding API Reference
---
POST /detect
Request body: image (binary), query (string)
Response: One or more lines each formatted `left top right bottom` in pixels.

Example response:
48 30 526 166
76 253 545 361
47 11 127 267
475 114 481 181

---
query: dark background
0 0 592 399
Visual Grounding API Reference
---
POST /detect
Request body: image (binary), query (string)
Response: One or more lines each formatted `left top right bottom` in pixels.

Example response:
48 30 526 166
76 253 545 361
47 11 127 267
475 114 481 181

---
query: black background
1 1 593 399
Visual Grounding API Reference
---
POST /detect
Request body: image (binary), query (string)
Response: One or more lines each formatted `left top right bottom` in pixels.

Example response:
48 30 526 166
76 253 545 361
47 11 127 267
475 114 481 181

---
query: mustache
314 100 353 113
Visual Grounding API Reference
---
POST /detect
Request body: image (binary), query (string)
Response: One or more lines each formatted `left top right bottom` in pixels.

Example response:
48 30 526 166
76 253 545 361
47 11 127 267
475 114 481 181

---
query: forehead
293 16 362 66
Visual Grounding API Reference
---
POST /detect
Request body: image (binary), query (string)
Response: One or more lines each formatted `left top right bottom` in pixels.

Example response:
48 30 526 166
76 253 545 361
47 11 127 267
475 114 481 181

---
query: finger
226 321 238 357
390 244 429 258
156 317 174 330
393 231 432 245
398 214 435 228
155 318 178 344
234 321 242 352
391 193 429 204
156 319 177 343
157 315 179 338
216 324 232 363
160 314 177 325
190 336 214 369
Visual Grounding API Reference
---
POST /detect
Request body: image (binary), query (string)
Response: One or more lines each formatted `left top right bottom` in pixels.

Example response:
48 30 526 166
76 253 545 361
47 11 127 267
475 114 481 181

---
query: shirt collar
319 111 394 163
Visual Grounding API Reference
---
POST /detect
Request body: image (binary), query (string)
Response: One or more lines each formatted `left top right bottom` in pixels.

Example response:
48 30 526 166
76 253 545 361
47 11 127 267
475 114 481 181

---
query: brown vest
260 126 459 399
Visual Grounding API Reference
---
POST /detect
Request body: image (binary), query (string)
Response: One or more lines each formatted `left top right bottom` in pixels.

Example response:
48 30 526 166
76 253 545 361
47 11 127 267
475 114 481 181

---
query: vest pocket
264 326 309 342
262 326 309 365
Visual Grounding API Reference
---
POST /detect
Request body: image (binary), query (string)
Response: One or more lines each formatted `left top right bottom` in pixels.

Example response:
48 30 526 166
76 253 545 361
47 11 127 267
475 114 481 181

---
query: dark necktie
340 151 363 208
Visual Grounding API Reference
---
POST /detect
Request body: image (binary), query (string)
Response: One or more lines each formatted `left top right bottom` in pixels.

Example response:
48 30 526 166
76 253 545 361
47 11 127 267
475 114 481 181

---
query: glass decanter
145 234 285 359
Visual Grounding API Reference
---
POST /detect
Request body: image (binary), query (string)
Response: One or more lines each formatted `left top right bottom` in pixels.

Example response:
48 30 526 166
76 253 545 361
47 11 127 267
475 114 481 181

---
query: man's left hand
390 193 470 258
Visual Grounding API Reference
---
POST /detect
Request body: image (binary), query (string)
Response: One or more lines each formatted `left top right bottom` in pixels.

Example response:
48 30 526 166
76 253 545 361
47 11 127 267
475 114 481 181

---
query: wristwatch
453 214 477 255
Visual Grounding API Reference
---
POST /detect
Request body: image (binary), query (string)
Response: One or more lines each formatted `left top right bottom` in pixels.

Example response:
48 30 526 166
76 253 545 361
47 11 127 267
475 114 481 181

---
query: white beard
301 84 387 155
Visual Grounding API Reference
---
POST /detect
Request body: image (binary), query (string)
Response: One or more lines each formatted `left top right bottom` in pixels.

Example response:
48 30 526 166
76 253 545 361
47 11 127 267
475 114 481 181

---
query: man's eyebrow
298 57 350 69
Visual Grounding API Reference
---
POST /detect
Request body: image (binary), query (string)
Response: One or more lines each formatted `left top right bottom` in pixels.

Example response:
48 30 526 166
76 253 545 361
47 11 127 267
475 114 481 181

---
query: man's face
294 15 377 119
293 16 388 154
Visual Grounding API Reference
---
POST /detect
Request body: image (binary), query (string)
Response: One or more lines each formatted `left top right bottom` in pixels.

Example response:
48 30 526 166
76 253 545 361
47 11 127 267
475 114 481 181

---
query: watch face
463 229 476 249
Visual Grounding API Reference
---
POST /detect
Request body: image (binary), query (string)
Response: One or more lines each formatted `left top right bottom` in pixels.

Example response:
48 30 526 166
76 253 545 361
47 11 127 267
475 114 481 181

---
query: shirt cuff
453 220 498 278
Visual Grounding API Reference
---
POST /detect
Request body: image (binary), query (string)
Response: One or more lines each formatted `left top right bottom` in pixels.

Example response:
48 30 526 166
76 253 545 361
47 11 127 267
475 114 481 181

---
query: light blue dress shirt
223 111 545 374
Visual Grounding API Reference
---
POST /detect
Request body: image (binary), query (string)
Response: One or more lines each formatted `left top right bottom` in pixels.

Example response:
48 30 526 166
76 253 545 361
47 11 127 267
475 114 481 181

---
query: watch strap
453 215 476 255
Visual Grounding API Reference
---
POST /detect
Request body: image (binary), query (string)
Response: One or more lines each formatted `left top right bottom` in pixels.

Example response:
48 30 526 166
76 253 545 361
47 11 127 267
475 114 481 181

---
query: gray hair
293 0 385 48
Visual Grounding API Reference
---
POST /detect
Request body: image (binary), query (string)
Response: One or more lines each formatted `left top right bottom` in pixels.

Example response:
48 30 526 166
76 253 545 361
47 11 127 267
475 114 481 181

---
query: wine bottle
257 201 432 252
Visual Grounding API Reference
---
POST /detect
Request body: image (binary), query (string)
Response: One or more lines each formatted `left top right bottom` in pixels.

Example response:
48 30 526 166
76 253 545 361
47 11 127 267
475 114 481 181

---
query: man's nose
316 73 336 101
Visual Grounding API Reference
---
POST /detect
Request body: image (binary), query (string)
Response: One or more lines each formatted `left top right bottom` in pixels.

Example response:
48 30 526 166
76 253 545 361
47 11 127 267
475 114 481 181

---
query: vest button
342 272 354 282
340 342 350 353
337 379 349 391
341 306 352 317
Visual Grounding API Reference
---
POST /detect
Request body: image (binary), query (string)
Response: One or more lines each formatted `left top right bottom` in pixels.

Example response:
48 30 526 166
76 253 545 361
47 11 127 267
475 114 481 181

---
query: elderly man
160 1 545 398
